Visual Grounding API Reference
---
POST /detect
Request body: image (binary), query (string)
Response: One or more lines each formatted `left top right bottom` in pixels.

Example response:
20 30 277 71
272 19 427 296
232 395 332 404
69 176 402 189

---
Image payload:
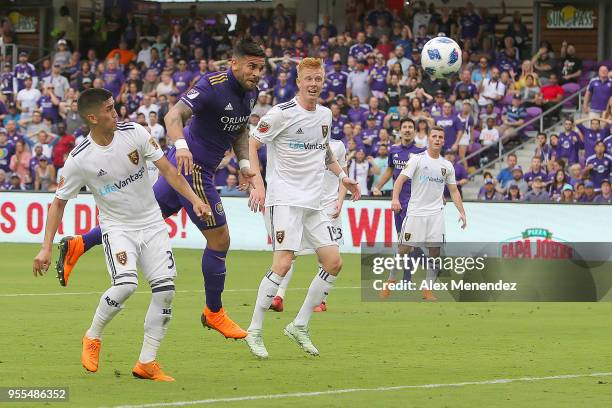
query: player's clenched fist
33 248 51 277
391 199 402 213
192 199 213 221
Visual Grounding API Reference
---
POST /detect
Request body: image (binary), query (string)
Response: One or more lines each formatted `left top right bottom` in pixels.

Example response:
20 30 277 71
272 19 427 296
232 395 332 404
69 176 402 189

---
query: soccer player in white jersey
391 126 467 301
246 58 361 358
32 88 210 381
267 137 348 313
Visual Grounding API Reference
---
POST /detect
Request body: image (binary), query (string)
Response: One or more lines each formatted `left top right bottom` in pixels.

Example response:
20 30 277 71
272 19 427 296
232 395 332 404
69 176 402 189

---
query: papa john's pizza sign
500 228 572 260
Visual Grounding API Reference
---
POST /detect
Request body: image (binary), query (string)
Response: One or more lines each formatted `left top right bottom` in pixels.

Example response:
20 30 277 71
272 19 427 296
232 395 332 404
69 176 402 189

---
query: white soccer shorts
101 225 177 290
264 205 338 253
398 212 446 248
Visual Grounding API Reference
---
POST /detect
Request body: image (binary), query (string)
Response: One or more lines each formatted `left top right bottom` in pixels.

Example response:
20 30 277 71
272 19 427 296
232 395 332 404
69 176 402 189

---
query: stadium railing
465 83 590 181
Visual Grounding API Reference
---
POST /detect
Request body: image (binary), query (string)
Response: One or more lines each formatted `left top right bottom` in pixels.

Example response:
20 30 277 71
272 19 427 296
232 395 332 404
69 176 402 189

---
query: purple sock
202 248 227 312
82 226 102 252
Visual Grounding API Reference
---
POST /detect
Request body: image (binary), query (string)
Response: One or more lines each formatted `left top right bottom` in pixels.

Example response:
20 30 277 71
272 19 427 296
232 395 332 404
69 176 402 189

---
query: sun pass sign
546 6 594 29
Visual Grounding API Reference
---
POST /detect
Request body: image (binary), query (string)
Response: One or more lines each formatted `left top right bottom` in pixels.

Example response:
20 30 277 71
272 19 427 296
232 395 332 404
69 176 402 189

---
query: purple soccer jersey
13 62 37 92
365 110 386 129
349 43 374 60
0 140 15 172
327 71 349 96
154 69 257 230
348 106 368 124
436 114 463 149
587 78 612 112
362 127 379 155
370 65 389 93
273 82 296 104
460 13 482 39
173 70 193 95
585 154 612 189
1 72 13 96
577 124 610 158
126 93 143 114
605 135 612 156
523 169 547 185
557 131 580 164
331 114 349 140
388 142 426 231
102 69 125 98
454 82 477 98
38 95 61 123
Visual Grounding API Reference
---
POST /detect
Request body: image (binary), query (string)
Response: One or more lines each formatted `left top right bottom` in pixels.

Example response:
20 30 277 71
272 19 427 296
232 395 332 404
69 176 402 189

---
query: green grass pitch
2 243 612 407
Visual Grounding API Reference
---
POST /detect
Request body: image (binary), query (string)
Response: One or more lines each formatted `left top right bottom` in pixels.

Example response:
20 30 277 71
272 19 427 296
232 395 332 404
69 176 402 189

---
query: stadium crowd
0 1 611 203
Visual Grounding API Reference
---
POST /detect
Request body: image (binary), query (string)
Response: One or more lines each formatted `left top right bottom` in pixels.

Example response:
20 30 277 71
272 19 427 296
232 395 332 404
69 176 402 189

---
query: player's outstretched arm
447 184 467 229
247 135 266 212
233 127 256 191
372 167 393 196
391 174 408 213
154 155 212 220
333 166 349 218
164 100 193 176
33 198 68 277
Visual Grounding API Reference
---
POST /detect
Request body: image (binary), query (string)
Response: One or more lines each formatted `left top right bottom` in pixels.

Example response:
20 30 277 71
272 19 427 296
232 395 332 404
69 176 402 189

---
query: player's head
428 126 445 152
296 57 325 102
230 38 266 91
77 88 117 131
399 118 415 143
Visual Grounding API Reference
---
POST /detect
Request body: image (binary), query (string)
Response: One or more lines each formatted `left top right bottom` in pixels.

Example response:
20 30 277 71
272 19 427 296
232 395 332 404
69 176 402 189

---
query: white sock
86 284 136 339
139 289 175 363
425 268 439 289
294 267 336 326
276 261 295 299
248 270 283 332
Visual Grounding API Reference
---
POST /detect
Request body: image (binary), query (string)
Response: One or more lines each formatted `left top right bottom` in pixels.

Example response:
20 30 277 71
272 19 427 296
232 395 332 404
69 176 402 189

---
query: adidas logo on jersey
296 128 304 134
97 169 107 177
224 103 233 111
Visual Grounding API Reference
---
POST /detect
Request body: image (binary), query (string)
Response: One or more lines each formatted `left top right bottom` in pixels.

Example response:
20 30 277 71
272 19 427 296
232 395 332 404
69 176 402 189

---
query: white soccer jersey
321 139 347 209
400 151 456 216
56 122 165 232
250 97 332 210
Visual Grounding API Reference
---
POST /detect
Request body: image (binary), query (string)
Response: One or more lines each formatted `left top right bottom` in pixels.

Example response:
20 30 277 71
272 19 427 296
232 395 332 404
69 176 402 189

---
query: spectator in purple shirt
435 102 463 151
575 117 612 159
348 96 368 124
557 119 580 165
585 141 612 190
459 2 482 40
444 150 468 197
330 103 349 141
593 179 612 203
172 60 193 95
524 177 550 201
478 178 501 200
1 62 14 100
13 51 38 93
368 54 389 99
273 72 296 104
365 96 386 128
523 156 547 189
326 60 349 97
583 180 598 202
548 169 568 200
102 59 124 99
349 32 374 61
316 14 338 38
583 66 612 116
0 131 15 173
38 84 61 123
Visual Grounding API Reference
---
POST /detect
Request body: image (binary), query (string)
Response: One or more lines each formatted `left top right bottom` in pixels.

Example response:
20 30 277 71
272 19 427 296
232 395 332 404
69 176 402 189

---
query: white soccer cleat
245 330 269 359
283 322 319 356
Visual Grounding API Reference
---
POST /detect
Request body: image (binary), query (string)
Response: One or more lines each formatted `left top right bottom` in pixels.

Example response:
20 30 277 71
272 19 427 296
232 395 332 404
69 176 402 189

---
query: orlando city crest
322 125 329 138
441 168 446 176
127 150 139 165
116 251 127 265
215 202 224 215
276 231 285 244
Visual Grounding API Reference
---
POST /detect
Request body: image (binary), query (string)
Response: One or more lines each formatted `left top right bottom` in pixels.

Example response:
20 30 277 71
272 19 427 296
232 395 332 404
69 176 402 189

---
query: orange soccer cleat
422 289 437 301
313 302 327 312
201 306 247 339
81 335 101 372
132 361 175 382
56 236 84 287
269 296 284 312
379 279 396 299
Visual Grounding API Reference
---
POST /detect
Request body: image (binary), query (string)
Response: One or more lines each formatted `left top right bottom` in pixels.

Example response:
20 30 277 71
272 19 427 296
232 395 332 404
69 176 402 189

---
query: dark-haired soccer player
33 88 210 381
54 38 266 339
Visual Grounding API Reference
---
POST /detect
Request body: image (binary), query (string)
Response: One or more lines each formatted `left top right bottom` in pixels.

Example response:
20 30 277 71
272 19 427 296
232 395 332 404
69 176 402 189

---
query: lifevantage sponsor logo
288 140 328 150
99 166 146 196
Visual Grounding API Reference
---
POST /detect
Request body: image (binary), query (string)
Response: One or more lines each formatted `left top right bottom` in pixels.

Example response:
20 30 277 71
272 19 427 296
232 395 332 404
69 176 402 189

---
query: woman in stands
548 169 567 201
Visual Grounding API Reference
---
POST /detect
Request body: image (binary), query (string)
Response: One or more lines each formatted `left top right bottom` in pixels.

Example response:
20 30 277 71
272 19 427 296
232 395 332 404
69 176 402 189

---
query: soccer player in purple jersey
54 38 266 340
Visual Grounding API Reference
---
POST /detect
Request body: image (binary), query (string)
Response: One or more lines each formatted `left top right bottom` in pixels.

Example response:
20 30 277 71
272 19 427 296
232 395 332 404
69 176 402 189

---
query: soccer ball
420 36 462 80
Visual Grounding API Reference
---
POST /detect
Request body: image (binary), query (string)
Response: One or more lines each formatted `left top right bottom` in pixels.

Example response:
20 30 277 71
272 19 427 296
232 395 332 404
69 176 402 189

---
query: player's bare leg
245 250 293 358
284 245 342 356
199 224 247 339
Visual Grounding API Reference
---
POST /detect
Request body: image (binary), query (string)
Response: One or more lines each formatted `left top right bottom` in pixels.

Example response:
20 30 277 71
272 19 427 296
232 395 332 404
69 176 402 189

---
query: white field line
0 286 361 297
107 372 612 408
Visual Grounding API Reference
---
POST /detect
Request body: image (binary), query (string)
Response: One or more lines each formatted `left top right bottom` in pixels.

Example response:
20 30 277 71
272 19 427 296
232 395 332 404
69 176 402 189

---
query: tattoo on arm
175 101 193 123
232 127 250 161
325 144 335 166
